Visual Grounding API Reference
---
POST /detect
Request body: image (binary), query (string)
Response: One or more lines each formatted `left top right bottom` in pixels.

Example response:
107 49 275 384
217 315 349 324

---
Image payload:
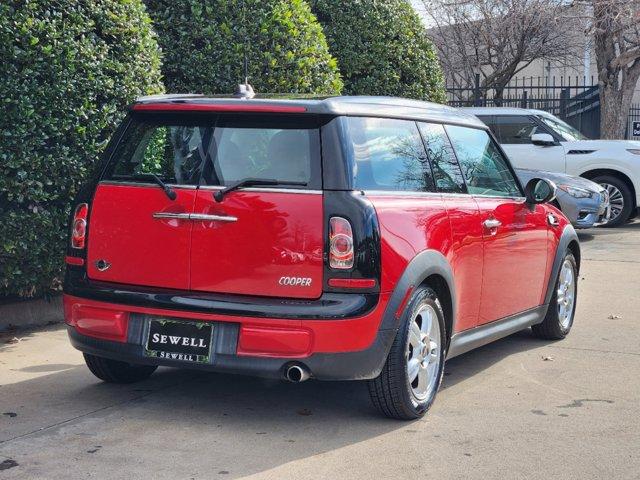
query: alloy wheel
406 303 441 401
601 183 625 225
556 258 576 329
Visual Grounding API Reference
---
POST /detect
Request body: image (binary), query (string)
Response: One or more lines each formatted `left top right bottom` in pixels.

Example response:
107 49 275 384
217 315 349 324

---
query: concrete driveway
1 223 639 479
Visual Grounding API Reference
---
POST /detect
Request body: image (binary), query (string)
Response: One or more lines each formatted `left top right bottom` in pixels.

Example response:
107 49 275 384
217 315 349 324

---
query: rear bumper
67 323 395 381
63 288 394 380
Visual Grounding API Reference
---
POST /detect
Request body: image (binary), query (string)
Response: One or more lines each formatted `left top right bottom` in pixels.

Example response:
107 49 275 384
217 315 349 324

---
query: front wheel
367 286 446 420
532 251 577 340
593 175 633 227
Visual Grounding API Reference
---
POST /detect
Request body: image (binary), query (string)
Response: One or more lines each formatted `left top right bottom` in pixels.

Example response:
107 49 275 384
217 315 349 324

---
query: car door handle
483 218 502 229
188 213 238 222
152 212 238 222
152 212 191 220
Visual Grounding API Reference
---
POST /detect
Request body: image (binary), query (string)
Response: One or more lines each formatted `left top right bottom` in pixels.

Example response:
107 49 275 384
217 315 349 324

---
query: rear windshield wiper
213 178 307 202
134 173 177 200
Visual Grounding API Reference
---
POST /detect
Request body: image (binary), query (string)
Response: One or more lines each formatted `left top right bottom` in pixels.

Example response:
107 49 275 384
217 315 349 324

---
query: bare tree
585 0 640 138
423 0 580 102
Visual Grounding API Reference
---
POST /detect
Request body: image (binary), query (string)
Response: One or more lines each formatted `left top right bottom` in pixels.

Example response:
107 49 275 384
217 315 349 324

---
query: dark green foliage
0 0 163 297
311 0 446 102
145 0 343 95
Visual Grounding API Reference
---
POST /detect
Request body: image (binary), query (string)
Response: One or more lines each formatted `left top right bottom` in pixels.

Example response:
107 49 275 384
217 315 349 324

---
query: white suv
466 107 640 226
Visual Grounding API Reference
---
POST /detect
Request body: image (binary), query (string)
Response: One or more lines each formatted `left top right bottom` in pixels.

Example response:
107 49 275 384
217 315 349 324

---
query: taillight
329 217 354 269
71 203 89 249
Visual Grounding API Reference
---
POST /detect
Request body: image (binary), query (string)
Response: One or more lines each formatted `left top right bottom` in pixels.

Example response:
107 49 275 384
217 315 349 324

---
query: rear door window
344 117 434 192
417 122 466 194
445 125 522 197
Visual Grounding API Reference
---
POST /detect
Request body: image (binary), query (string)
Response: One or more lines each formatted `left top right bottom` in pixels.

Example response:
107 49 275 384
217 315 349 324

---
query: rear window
104 113 321 188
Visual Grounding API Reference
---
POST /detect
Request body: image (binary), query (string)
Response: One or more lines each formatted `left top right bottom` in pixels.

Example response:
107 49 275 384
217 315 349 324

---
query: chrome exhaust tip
285 364 310 383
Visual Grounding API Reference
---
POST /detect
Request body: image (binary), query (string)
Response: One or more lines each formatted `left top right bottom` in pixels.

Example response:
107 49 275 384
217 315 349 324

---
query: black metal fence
446 74 601 139
628 104 640 140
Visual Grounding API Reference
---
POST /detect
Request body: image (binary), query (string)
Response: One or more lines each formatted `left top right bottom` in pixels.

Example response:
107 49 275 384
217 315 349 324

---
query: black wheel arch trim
378 249 456 333
544 224 580 306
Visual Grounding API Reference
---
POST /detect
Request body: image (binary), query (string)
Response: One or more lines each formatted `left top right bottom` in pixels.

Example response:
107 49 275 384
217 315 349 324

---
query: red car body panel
365 194 484 333
189 189 324 299
440 195 485 332
78 190 564 354
476 199 550 324
87 184 197 290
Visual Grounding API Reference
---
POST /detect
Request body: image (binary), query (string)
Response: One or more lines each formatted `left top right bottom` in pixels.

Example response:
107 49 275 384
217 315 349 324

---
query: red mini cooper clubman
64 95 579 419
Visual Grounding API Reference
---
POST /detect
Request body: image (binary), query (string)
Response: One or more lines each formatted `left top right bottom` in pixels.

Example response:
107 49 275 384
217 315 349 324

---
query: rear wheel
532 251 577 340
592 175 633 227
84 353 157 383
367 286 446 420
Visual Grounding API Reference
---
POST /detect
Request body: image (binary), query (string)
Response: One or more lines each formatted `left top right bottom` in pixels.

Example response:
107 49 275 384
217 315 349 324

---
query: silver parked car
516 168 609 229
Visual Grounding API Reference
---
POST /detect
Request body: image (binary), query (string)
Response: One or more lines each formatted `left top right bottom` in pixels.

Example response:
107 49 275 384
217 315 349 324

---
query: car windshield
535 113 588 141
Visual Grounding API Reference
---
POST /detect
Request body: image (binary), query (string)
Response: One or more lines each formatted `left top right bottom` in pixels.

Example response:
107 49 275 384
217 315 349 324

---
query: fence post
521 91 528 109
473 73 481 106
560 88 569 119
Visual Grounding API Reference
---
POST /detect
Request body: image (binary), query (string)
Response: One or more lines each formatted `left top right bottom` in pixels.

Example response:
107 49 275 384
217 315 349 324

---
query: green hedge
311 0 446 102
0 0 163 298
145 0 343 95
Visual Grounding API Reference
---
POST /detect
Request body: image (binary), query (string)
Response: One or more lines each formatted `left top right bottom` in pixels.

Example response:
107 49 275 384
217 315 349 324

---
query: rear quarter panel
365 193 483 333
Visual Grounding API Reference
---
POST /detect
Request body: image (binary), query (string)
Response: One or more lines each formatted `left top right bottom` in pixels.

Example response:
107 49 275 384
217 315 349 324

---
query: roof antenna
234 0 255 99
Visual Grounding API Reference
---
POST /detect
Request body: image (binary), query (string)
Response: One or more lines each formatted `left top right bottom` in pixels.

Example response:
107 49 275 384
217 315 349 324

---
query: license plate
145 319 213 364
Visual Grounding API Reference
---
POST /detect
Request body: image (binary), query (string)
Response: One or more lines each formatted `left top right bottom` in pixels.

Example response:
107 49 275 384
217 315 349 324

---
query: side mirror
531 133 556 146
525 178 557 206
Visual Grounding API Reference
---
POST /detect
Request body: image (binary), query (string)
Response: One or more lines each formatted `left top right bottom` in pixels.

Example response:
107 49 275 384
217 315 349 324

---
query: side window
345 117 434 192
417 122 466 194
445 125 522 197
493 115 547 144
107 120 206 185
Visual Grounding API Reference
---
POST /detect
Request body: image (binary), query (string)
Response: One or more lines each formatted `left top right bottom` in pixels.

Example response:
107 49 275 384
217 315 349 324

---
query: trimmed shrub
0 0 163 298
145 0 343 95
311 0 446 102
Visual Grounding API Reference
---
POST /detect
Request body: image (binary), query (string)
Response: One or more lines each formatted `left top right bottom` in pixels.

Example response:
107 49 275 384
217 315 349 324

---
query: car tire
592 175 633 227
84 353 157 383
367 286 446 420
532 251 578 340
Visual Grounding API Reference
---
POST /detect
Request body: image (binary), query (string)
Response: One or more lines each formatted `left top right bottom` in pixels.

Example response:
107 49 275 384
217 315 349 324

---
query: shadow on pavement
576 232 594 243
0 326 549 479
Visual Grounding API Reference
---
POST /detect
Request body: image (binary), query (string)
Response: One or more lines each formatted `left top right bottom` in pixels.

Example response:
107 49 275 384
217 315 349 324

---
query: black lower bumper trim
68 326 395 381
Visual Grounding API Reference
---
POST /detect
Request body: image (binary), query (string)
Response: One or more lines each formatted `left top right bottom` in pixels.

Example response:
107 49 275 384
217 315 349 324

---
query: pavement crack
548 345 640 356
580 258 640 264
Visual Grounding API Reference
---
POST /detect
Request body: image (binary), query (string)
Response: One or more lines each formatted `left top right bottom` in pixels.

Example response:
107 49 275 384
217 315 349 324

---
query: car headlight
558 184 593 198
627 149 640 155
